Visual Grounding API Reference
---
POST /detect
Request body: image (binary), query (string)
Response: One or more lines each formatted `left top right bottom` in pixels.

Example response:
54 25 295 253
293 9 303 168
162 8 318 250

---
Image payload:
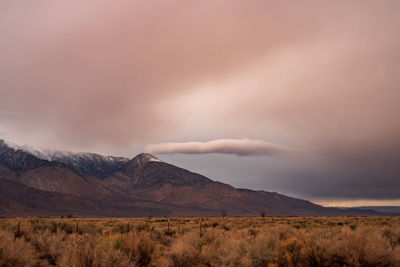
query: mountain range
0 139 382 217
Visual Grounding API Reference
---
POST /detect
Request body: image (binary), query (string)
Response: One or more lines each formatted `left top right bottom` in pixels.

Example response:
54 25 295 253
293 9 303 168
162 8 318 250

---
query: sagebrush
0 216 399 266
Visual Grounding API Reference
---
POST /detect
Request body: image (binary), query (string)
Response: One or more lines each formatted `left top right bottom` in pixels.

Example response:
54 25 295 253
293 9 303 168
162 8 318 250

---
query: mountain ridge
1 139 129 178
0 139 383 217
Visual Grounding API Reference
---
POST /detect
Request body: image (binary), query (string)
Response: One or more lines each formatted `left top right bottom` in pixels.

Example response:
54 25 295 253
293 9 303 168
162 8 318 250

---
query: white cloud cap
145 138 289 156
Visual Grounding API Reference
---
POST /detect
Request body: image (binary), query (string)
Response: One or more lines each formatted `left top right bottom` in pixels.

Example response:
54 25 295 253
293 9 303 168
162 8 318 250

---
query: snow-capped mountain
1 139 129 178
2 139 53 161
0 138 381 217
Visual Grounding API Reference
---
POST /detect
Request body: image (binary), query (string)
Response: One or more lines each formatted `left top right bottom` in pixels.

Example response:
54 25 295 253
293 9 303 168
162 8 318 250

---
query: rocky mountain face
44 151 129 179
0 139 380 217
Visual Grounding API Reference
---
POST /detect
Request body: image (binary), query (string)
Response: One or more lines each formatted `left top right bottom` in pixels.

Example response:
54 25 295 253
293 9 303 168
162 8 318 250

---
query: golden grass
0 216 399 266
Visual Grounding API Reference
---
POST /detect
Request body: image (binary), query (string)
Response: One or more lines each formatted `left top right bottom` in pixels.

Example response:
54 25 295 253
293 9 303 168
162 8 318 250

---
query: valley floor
0 216 399 266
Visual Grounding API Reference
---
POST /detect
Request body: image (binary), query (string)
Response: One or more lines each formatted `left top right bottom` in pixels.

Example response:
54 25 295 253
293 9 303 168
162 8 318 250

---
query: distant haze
1 1 399 206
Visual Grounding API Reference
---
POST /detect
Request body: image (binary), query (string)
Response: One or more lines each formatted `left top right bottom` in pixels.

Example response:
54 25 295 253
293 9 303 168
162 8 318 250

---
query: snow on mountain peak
1 139 129 164
3 140 52 160
135 153 163 163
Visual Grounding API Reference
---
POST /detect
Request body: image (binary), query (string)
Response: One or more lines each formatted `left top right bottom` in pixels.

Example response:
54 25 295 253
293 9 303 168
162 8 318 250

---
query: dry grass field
0 216 399 267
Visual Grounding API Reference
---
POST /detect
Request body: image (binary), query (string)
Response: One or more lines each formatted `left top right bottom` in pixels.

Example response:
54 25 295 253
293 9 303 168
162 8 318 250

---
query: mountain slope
0 140 384 217
0 178 174 217
18 165 114 199
105 154 360 216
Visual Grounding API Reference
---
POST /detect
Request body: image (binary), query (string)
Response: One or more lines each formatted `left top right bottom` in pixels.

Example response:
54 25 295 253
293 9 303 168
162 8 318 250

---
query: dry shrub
168 231 213 266
275 237 305 267
151 228 174 246
78 222 100 235
201 229 251 266
200 239 224 266
0 231 36 267
272 224 295 241
302 227 398 267
135 222 151 233
112 221 130 234
382 226 400 248
0 217 399 267
199 229 234 266
29 219 74 235
121 232 155 266
219 235 250 266
327 227 395 266
391 247 400 264
58 233 131 267
169 238 202 267
248 235 276 267
25 230 65 265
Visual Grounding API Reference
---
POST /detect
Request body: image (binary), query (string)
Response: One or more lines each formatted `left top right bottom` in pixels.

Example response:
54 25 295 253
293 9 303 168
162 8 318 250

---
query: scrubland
0 216 399 267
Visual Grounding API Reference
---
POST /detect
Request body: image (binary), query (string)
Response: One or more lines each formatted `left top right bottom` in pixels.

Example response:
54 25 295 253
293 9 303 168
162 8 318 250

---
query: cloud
0 1 317 152
146 139 289 156
0 1 400 201
0 1 362 152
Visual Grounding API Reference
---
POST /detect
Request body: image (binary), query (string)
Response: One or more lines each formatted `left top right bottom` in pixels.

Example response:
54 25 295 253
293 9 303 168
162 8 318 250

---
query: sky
1 1 399 206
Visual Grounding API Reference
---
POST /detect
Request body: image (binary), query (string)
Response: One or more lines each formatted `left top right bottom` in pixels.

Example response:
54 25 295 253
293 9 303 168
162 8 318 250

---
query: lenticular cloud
145 139 289 156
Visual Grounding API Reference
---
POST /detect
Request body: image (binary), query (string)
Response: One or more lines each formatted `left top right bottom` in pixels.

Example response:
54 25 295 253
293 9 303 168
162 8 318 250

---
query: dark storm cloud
0 0 321 151
1 0 400 203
